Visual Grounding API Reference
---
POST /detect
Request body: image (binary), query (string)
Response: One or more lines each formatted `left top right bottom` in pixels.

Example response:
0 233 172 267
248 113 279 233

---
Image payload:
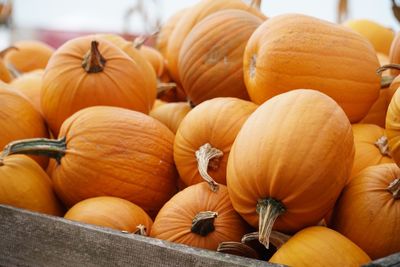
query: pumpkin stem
134 224 148 236
133 31 159 49
242 231 290 250
257 198 286 249
250 0 262 9
6 62 22 78
217 241 260 259
387 178 400 199
0 46 18 58
374 136 391 157
377 64 400 74
82 41 106 73
195 143 223 192
0 137 67 164
157 82 176 94
191 211 218 236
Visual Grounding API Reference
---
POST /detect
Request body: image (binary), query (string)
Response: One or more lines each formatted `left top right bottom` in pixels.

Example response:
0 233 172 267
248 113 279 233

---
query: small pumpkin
269 226 371 266
243 14 381 123
0 155 64 216
149 102 191 134
227 89 354 247
64 196 153 235
330 163 400 259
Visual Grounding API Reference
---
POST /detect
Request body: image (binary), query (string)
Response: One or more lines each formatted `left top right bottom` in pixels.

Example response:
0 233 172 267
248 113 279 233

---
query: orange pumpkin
330 163 400 259
359 88 391 127
4 40 54 73
174 98 257 189
41 36 157 136
137 45 165 78
149 102 191 134
1 106 177 218
269 226 371 266
178 10 264 105
166 0 266 83
0 47 15 82
389 32 400 76
386 87 400 166
64 196 153 235
0 155 64 216
243 14 381 123
227 90 354 247
350 124 393 179
150 182 248 250
0 84 48 168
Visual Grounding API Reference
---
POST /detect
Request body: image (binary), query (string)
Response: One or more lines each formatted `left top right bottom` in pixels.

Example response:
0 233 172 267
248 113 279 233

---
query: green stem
191 211 218 236
82 41 106 73
195 143 223 192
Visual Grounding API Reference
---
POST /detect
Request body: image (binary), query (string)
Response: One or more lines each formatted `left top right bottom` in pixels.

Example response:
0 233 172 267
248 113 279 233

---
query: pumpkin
0 155 64 216
388 74 400 101
10 69 44 114
64 196 153 235
269 226 371 266
359 88 391 127
157 82 187 103
227 89 354 247
136 44 165 78
343 19 394 55
389 32 400 76
1 106 177 217
178 10 264 105
0 84 49 168
174 97 257 189
386 87 400 166
3 40 54 73
166 0 266 83
330 164 400 259
41 36 157 136
150 182 248 250
243 14 381 123
149 102 191 134
0 47 15 82
350 124 393 179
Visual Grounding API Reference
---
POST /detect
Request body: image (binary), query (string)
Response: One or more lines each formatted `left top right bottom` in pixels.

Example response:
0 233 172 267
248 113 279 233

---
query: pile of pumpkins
0 0 399 266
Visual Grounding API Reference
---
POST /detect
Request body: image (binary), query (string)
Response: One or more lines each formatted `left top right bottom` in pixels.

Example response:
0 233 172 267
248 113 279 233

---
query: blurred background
0 0 399 49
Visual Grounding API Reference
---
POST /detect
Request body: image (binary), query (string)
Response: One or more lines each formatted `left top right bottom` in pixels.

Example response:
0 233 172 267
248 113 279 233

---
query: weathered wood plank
363 252 400 267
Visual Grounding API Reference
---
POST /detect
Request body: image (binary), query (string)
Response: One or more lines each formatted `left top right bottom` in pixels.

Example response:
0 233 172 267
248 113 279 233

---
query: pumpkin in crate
0 106 177 218
243 14 381 123
227 89 354 247
41 36 157 136
65 196 153 235
149 102 191 134
330 163 400 259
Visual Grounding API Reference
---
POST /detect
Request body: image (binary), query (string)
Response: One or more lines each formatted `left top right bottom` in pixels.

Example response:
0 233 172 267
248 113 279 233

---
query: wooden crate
0 204 398 266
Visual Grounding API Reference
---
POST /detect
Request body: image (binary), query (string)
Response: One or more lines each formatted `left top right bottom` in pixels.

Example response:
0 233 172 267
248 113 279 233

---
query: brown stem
157 82 176 94
377 64 400 74
134 224 148 236
387 178 400 199
374 136 391 157
0 46 18 58
242 231 290 250
250 0 262 9
133 31 159 49
217 241 260 259
82 41 106 73
191 211 218 236
256 198 286 249
195 143 223 192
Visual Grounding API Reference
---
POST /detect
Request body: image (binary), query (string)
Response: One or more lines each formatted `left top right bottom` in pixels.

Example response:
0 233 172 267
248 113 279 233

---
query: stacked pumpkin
0 0 399 265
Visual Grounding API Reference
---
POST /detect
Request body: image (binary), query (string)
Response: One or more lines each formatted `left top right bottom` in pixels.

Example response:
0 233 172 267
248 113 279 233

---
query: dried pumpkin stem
191 211 218 236
157 82 176 94
377 64 400 74
82 40 106 73
257 198 286 249
217 241 260 259
195 143 223 192
250 0 262 9
0 46 18 58
0 137 67 164
242 231 290 250
374 136 391 157
134 224 148 236
387 178 400 199
133 31 159 49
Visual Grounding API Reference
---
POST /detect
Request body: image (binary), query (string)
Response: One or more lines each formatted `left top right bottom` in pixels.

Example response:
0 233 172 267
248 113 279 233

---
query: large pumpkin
175 97 257 189
359 88 391 127
150 182 248 250
243 14 381 123
330 164 400 259
178 10 264 105
386 87 400 166
41 36 157 136
149 102 191 134
227 89 354 247
0 155 64 216
166 0 265 83
269 226 371 266
1 106 177 217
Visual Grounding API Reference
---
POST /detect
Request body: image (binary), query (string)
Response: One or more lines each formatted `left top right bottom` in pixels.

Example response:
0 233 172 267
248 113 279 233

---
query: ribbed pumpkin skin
41 36 156 136
51 106 177 217
138 45 165 78
330 164 400 259
64 196 153 234
150 182 247 250
244 14 380 123
389 32 400 76
0 86 48 168
178 10 264 105
386 88 400 166
149 102 191 134
227 90 354 232
166 0 266 83
0 155 64 216
175 98 257 187
360 88 391 127
350 124 393 179
269 226 371 266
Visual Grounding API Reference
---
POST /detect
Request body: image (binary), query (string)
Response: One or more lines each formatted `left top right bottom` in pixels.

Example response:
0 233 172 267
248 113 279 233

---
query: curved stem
191 211 218 236
250 0 262 9
134 224 148 236
387 178 400 199
377 64 400 75
82 41 106 73
374 136 391 157
217 241 259 259
241 231 290 250
157 82 176 94
133 31 159 49
195 143 223 192
0 46 18 58
0 137 67 164
381 76 396 89
256 198 286 249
